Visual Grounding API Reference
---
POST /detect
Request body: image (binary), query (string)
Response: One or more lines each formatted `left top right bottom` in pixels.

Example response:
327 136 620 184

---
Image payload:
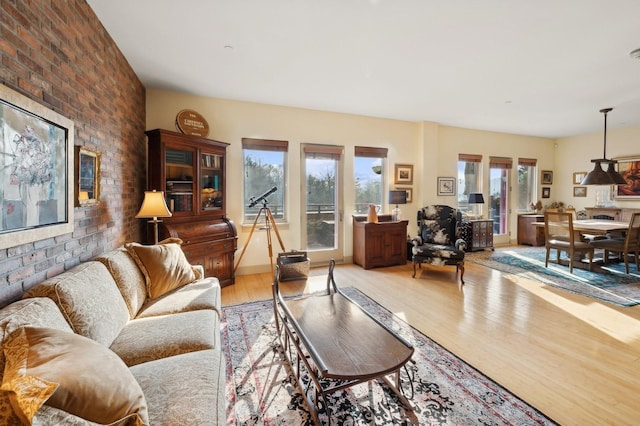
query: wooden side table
353 215 408 269
517 214 545 246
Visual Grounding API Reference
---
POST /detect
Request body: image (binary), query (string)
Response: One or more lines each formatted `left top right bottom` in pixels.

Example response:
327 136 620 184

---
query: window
489 156 512 235
354 146 387 214
242 138 287 223
517 158 537 212
457 153 482 214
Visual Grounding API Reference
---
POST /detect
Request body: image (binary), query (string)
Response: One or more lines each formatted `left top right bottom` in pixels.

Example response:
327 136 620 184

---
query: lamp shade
135 190 172 219
468 193 485 204
388 190 407 205
582 108 627 186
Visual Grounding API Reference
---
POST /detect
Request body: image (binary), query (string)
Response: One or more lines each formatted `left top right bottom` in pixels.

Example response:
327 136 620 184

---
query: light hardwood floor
221 255 640 425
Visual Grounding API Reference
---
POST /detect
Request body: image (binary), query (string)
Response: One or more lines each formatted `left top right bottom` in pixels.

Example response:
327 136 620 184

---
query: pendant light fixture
580 108 627 185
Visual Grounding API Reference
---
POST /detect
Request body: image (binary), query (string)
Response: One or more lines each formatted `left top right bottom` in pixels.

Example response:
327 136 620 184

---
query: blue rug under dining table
466 246 640 307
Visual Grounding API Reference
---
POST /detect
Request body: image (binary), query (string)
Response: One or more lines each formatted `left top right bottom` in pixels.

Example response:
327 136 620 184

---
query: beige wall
147 89 419 273
556 126 640 210
146 88 640 273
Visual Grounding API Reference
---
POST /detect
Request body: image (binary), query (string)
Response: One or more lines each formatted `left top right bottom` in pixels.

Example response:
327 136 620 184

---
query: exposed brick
0 0 145 306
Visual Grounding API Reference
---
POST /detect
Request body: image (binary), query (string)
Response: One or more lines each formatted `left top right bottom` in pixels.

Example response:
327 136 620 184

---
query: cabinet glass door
200 152 223 212
165 148 195 214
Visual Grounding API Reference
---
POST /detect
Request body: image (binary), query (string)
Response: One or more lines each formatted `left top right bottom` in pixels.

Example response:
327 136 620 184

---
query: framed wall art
573 171 587 185
394 163 413 185
573 186 587 197
75 146 100 207
0 83 74 249
437 177 456 196
541 170 553 185
542 187 551 198
615 157 640 199
395 186 412 203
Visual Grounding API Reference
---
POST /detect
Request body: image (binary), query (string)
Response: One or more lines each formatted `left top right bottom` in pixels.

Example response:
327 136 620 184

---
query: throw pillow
1 327 149 425
125 241 196 299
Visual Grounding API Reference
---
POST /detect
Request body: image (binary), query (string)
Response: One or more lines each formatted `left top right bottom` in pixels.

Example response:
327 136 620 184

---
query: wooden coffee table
272 260 415 424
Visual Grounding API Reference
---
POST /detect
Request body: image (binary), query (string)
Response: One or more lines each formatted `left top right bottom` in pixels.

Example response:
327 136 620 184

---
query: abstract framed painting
0 84 74 249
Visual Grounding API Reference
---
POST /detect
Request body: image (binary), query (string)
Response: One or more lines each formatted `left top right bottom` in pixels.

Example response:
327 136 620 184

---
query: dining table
570 219 630 235
532 218 630 270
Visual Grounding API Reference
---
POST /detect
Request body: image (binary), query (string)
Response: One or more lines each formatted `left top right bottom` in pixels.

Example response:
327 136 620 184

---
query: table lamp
468 192 485 219
388 190 407 221
135 190 172 244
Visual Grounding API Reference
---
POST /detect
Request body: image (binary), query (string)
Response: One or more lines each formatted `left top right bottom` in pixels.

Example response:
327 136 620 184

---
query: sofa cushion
0 298 73 426
23 262 130 347
136 278 221 319
110 309 219 367
130 350 225 426
125 242 196 299
413 243 465 262
94 248 148 318
1 327 148 425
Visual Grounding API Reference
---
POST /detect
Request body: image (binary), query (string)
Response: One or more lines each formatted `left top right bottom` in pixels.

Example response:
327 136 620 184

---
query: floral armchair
411 205 467 283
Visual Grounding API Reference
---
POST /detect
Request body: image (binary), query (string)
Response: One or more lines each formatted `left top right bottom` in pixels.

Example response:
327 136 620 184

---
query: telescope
248 186 277 208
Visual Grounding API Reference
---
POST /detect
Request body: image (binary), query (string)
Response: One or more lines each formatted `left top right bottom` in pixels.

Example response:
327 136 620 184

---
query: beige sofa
0 240 225 425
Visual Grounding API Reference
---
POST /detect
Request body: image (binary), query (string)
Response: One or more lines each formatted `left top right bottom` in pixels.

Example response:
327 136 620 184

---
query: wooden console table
353 215 408 269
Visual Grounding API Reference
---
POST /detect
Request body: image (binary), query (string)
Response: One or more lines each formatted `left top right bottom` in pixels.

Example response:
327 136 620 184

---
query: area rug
466 246 640 307
222 287 556 425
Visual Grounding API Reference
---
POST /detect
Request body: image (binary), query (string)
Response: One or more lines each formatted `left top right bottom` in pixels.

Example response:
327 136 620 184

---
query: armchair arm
455 238 467 252
411 236 423 246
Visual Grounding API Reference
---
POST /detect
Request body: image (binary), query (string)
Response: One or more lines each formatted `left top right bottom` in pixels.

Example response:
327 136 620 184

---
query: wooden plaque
175 109 210 137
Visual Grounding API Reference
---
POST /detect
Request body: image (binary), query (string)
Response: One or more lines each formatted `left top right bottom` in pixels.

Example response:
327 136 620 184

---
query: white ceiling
87 0 640 139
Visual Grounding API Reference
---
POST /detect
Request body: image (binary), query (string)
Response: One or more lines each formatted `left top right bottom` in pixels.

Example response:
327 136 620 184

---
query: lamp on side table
136 190 172 244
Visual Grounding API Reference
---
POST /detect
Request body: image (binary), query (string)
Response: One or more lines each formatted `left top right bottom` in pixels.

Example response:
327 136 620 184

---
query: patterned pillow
125 242 196 299
0 326 148 425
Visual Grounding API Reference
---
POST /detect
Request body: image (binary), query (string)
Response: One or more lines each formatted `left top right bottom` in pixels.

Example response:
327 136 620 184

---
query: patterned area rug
466 246 640 307
223 288 556 425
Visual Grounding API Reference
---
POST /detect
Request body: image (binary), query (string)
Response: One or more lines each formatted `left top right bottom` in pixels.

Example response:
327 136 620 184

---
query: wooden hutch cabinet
145 129 237 287
353 215 408 269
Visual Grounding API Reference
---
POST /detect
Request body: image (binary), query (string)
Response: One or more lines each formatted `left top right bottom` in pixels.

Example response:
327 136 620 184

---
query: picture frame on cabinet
0 83 74 250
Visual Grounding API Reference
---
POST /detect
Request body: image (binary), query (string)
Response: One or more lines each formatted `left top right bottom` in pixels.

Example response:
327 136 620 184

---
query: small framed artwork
395 186 412 203
573 186 587 197
437 177 456 196
573 171 587 185
541 170 553 185
615 157 640 199
542 187 551 198
394 163 413 185
75 146 101 207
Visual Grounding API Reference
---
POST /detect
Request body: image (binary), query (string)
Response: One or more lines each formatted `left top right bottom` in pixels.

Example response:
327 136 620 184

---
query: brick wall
0 0 146 305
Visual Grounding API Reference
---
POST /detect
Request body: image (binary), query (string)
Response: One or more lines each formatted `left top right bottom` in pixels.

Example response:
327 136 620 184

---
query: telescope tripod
234 201 285 276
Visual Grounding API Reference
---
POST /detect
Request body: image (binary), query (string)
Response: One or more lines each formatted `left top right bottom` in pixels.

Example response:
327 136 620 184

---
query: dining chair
544 211 594 273
589 212 640 274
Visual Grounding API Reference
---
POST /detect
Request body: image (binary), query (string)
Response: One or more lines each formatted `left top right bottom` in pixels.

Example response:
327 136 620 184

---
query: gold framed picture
541 170 553 185
573 171 587 185
573 186 587 197
394 164 413 185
